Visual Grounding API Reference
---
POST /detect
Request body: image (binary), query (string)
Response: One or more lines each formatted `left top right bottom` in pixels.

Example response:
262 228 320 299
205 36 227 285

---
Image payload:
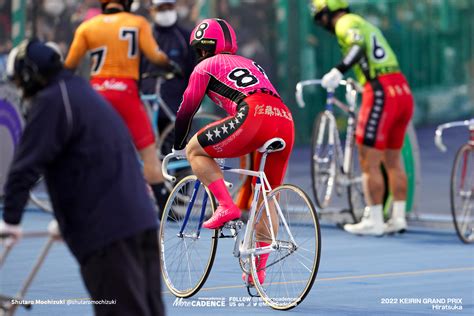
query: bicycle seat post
257 138 287 173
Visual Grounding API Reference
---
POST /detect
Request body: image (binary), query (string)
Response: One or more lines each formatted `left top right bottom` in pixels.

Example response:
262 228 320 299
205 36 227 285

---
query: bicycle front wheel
311 112 337 209
450 144 474 243
160 175 218 297
250 184 321 310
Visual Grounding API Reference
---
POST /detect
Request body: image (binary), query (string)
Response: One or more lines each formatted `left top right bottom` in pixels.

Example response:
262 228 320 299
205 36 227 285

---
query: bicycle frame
296 79 362 177
162 153 298 259
141 94 177 131
140 71 178 126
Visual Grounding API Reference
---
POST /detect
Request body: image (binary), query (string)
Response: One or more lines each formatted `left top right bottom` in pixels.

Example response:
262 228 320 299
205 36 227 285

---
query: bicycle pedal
223 220 243 230
218 221 244 238
217 232 235 239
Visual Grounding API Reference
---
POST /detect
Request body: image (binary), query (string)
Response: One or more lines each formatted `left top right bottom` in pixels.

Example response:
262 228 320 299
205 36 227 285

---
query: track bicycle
159 138 321 310
296 78 365 222
435 119 474 243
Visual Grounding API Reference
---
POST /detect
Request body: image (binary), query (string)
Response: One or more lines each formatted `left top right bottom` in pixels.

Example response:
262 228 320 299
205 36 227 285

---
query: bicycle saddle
258 138 286 153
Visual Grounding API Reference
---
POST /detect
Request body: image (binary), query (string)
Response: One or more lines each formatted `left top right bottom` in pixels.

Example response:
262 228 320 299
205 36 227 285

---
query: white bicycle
160 138 321 310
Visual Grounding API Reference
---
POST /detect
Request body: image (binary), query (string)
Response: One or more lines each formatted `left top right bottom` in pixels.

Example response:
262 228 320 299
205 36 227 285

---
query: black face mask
193 49 211 63
192 42 216 63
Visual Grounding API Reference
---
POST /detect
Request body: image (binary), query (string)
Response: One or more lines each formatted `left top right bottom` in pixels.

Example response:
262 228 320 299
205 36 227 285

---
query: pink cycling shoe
242 242 270 285
202 205 241 229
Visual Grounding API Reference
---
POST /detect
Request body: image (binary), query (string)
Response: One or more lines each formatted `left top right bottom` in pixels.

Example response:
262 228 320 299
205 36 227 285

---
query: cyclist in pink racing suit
172 18 295 284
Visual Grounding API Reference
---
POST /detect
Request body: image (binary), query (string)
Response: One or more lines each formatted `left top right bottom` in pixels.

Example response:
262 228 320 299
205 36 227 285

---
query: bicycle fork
178 180 207 239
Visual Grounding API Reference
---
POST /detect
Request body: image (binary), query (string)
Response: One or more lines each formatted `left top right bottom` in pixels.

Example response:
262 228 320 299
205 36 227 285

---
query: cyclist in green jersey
312 0 414 236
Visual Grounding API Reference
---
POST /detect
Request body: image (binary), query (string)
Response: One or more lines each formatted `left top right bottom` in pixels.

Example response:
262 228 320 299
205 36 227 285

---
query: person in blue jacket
141 0 196 138
0 39 164 316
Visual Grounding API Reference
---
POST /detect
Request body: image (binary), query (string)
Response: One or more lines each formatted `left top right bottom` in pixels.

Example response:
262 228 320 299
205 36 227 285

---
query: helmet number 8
228 68 258 88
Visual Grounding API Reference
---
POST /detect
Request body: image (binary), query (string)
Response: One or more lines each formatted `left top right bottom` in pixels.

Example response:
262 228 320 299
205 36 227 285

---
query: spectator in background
36 0 75 56
141 0 196 138
131 0 150 17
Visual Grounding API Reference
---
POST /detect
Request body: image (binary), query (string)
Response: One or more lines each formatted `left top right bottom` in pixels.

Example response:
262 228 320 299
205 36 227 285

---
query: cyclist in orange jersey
65 0 182 213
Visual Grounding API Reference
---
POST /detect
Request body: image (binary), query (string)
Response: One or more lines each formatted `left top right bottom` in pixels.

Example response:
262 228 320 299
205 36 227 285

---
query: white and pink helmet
190 18 238 58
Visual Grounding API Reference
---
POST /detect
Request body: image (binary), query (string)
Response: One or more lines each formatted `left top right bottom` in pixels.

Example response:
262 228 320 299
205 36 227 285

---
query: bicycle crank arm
218 220 243 240
176 232 200 240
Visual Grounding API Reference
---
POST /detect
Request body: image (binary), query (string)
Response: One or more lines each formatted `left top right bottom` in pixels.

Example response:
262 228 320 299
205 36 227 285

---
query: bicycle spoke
292 252 314 273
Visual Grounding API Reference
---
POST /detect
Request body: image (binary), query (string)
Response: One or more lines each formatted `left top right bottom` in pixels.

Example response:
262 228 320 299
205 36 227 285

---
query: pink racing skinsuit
174 54 294 186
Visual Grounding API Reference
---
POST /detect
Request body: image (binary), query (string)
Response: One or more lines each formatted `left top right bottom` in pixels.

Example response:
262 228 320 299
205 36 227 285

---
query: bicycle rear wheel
450 144 474 243
347 141 366 222
311 112 337 209
160 175 218 297
250 184 321 310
